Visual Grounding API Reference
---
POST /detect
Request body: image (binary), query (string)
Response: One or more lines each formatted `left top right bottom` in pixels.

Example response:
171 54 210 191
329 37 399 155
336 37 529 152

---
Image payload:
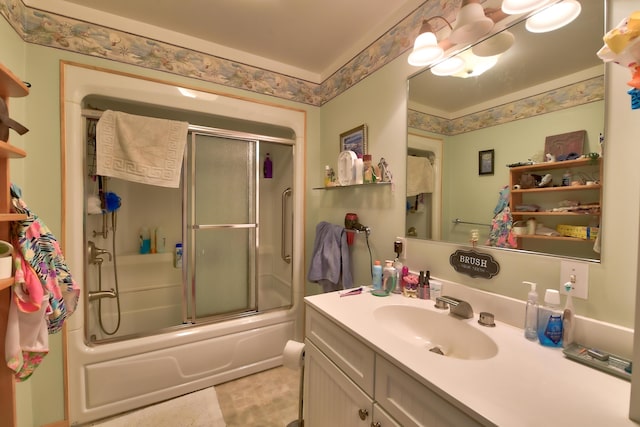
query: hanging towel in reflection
486 186 517 248
406 156 434 196
307 222 353 293
96 110 188 188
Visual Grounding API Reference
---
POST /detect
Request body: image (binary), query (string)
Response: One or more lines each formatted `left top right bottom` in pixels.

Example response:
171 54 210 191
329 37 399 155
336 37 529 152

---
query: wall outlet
559 260 589 299
394 237 406 259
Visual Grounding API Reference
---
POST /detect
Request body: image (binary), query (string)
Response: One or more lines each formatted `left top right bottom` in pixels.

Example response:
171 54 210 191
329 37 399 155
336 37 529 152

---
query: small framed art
340 124 368 157
479 149 494 175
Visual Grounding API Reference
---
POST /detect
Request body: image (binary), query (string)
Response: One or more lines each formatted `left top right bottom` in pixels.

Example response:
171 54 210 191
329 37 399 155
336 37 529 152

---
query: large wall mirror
406 1 604 262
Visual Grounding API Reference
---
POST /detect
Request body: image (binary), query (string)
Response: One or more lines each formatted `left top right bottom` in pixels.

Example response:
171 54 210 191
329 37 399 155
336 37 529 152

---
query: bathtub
67 304 296 424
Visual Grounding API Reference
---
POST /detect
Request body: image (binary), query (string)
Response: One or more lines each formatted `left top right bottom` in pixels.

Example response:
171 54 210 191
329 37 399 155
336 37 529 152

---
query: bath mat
91 387 226 427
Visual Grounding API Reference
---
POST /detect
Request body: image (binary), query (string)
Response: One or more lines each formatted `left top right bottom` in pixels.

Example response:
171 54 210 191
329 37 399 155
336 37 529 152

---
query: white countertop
305 289 638 427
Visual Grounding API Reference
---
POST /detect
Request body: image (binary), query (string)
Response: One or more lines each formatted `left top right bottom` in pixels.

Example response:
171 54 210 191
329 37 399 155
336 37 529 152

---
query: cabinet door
375 356 485 427
304 341 372 427
373 403 402 427
306 306 375 395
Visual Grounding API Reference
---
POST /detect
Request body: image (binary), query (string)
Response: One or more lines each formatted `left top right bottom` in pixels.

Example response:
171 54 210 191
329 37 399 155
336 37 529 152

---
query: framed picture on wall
479 149 494 175
340 124 368 157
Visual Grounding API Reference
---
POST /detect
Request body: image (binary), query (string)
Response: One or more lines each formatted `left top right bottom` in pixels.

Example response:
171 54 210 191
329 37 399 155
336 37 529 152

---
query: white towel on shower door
96 110 189 188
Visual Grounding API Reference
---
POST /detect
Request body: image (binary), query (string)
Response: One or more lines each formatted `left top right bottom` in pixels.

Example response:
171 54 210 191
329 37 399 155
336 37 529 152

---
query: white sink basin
373 305 498 360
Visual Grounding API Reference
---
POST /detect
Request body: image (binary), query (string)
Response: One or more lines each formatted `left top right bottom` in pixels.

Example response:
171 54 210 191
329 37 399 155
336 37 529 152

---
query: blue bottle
537 289 563 347
372 260 382 291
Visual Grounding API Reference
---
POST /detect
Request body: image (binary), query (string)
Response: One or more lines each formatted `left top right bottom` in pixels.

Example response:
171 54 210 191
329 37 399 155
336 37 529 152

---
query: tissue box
556 224 599 240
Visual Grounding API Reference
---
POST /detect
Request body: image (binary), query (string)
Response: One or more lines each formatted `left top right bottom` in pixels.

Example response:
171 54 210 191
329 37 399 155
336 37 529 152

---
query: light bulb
408 32 444 66
526 0 582 33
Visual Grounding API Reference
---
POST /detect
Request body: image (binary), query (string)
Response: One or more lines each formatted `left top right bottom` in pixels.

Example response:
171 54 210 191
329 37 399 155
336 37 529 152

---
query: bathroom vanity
303 288 635 426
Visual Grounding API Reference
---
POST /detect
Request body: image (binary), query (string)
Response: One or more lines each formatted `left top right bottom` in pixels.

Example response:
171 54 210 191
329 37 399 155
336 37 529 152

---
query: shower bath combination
82 117 296 343
63 64 303 425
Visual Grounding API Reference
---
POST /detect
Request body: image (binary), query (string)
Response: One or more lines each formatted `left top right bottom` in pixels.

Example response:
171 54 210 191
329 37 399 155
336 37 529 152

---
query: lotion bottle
522 281 539 341
537 289 563 347
382 260 397 294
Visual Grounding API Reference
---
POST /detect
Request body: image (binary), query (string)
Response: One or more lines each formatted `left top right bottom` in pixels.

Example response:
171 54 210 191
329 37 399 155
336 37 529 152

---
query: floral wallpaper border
408 76 604 135
0 0 457 107
1 0 603 123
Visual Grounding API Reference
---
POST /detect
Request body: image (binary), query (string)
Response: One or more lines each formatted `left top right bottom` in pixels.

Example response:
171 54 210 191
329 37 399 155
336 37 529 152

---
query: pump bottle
392 258 403 294
537 289 563 347
522 281 539 341
562 275 576 348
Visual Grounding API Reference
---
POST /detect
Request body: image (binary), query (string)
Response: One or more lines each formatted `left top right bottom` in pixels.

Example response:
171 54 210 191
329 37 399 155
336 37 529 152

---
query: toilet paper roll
283 340 305 370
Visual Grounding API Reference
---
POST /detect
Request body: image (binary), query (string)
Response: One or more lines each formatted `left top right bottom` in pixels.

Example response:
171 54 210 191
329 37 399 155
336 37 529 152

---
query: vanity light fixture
472 30 515 57
432 49 499 78
501 0 553 15
525 0 582 33
449 0 494 45
430 56 466 76
408 16 454 67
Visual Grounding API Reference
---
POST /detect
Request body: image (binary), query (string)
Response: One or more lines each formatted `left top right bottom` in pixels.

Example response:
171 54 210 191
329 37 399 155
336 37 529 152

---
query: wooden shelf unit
0 62 29 427
508 158 602 247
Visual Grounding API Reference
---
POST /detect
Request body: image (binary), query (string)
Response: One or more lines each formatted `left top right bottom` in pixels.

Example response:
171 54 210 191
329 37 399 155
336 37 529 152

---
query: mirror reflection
406 1 604 261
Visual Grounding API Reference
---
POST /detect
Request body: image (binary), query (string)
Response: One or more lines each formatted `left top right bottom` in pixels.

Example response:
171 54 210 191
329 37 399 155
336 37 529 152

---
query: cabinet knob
358 408 369 420
371 422 382 427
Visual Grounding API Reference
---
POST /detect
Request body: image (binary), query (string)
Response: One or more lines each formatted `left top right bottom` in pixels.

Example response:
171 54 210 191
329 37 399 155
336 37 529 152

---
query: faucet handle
435 298 449 310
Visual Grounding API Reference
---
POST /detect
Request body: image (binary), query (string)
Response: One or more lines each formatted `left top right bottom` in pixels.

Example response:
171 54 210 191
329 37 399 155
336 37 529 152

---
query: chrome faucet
435 295 474 319
88 240 112 264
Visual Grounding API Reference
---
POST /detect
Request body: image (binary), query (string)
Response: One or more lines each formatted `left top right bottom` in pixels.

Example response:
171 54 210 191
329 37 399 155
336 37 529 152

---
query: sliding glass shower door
186 133 258 321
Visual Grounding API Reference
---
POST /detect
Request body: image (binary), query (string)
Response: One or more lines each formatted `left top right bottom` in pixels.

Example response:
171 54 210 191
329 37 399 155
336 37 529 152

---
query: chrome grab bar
281 187 292 264
452 218 491 227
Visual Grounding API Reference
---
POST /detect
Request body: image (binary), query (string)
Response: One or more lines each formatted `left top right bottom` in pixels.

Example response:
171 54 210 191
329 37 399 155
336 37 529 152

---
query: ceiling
22 0 603 110
25 0 425 82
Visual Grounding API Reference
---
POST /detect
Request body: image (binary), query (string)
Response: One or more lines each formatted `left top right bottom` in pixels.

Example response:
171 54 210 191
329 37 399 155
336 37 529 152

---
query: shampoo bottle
522 281 539 341
139 227 151 254
562 275 576 348
155 227 166 253
174 243 183 268
372 260 382 291
537 289 563 347
263 153 273 179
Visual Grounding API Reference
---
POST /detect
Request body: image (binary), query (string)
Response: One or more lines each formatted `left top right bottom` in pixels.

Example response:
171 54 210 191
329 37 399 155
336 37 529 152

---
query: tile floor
216 366 301 427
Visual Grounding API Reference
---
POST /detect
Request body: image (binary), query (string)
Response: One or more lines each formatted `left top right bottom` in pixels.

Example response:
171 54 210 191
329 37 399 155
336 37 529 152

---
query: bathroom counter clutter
304 290 636 426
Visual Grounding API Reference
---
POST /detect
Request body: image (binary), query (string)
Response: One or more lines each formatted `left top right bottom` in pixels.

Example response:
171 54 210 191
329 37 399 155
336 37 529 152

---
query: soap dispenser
538 289 563 347
522 281 539 341
562 275 576 348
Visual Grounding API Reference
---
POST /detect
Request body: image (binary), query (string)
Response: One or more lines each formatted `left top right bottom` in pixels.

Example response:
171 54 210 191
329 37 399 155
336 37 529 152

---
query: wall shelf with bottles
312 182 391 190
